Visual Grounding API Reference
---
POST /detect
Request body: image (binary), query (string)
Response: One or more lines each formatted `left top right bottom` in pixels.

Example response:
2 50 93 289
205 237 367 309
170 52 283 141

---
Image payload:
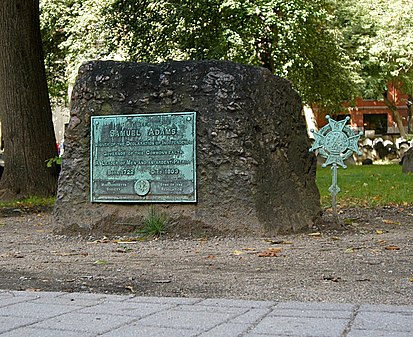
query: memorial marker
309 115 362 217
90 111 196 202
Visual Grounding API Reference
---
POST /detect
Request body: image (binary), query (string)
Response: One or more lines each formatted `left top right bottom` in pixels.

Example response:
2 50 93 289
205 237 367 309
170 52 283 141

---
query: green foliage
316 164 413 208
40 0 67 100
135 206 168 238
40 0 361 112
40 0 116 100
0 196 56 208
40 0 412 114
336 0 413 99
45 155 62 168
105 0 359 112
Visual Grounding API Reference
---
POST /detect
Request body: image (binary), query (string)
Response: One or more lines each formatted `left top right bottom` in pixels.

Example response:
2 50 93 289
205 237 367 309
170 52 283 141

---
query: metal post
329 163 339 218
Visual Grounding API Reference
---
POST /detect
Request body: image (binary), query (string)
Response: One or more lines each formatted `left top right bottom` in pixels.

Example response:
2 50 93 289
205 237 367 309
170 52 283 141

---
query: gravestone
53 60 320 236
401 147 413 173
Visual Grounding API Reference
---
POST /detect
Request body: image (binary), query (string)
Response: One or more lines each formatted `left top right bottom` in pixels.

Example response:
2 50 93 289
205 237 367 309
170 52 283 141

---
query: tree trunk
0 0 58 199
408 95 413 134
383 94 407 138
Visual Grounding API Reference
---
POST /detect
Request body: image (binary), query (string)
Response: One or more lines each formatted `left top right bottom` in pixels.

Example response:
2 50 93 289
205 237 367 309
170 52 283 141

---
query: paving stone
79 301 174 317
347 330 413 337
352 311 413 332
276 302 354 311
135 309 235 331
100 324 198 337
0 302 81 319
0 296 36 308
172 304 247 315
31 295 104 307
59 292 133 302
125 296 201 305
0 291 412 337
31 312 137 334
250 316 348 337
198 323 250 337
269 308 353 319
0 316 38 333
359 304 413 313
1 327 95 337
198 298 276 308
231 308 272 324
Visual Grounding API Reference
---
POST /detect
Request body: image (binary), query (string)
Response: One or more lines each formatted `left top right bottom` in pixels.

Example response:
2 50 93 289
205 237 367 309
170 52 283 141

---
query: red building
315 83 411 137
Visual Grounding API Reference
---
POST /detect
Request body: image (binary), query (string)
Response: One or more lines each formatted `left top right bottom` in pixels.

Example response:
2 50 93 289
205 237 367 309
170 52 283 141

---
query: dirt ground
0 206 412 305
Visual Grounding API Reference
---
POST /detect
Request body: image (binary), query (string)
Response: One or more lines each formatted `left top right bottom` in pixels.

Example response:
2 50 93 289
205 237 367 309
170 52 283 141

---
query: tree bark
408 95 413 134
383 94 407 138
0 0 58 199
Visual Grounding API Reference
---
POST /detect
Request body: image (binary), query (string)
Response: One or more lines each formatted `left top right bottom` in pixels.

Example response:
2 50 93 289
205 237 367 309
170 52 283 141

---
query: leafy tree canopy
41 0 362 112
336 0 413 99
40 0 118 102
105 0 360 112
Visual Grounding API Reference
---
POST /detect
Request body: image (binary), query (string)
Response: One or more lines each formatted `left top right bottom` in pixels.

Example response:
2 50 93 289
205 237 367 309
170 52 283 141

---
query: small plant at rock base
136 206 168 238
45 156 62 168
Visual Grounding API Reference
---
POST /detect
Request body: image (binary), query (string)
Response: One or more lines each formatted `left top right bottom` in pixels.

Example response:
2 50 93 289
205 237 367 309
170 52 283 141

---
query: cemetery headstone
401 147 413 173
53 60 321 236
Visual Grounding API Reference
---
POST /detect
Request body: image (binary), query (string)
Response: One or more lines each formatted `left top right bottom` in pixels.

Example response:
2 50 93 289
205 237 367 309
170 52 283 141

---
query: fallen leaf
344 218 359 224
308 232 321 237
196 237 209 243
232 250 244 256
12 252 25 258
376 230 384 234
410 278 413 283
242 248 260 254
257 248 282 257
113 247 132 253
345 247 362 253
377 239 387 245
59 252 88 257
113 237 146 243
382 219 400 225
94 259 108 265
385 245 400 251
323 276 341 282
263 239 293 245
88 236 110 244
331 236 340 241
205 255 215 259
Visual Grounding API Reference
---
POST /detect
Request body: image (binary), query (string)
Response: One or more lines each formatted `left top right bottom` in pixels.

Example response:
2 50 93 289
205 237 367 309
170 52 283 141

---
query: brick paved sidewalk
0 291 412 336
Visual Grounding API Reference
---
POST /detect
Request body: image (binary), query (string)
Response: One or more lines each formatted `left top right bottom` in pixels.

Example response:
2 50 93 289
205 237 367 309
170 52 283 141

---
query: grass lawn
0 165 411 210
0 196 55 208
316 164 413 208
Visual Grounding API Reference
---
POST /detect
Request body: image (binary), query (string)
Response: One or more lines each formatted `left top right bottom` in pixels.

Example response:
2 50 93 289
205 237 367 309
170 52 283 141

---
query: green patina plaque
90 112 196 203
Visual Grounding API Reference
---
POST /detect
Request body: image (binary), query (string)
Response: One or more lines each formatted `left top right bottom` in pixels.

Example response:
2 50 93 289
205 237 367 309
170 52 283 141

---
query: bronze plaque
90 112 196 202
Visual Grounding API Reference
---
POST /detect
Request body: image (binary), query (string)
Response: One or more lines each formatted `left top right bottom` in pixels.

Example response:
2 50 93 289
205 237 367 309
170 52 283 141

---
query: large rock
53 60 320 236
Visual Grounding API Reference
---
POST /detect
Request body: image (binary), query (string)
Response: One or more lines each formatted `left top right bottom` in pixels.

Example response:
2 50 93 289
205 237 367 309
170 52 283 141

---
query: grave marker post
309 115 362 218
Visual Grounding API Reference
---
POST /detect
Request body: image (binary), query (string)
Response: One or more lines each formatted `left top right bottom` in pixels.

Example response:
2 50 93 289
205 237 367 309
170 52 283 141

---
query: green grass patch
0 196 55 208
134 206 168 238
316 164 413 208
